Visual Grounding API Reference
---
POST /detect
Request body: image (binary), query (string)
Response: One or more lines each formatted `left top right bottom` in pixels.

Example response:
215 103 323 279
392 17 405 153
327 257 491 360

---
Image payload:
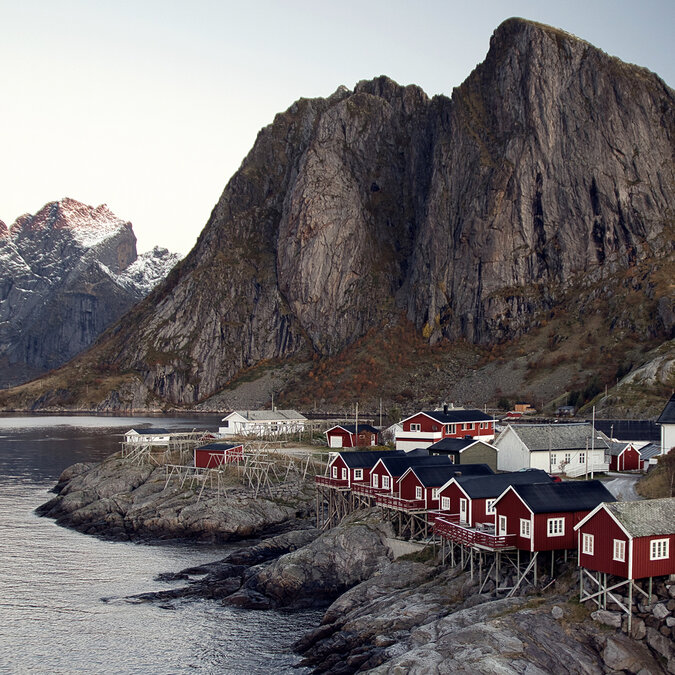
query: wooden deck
434 516 515 550
315 475 349 489
376 494 426 512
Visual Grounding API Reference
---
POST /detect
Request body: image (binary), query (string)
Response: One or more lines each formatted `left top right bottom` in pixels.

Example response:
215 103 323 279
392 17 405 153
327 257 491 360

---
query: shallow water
0 415 321 673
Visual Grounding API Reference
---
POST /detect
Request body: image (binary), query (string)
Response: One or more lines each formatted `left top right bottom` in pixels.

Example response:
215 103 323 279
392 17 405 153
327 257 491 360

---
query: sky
1 1 673 255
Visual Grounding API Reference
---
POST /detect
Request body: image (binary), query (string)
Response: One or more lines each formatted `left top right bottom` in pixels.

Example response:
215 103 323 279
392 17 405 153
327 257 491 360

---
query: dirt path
603 472 641 501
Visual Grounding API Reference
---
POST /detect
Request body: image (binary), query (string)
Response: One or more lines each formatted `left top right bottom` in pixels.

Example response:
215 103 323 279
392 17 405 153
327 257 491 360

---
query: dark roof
592 420 660 442
657 394 675 425
196 442 242 451
378 454 454 476
128 428 170 434
420 409 494 424
454 471 553 499
638 443 661 460
604 498 675 537
509 480 615 513
607 441 632 457
410 463 493 487
428 438 477 452
328 424 380 435
338 450 407 468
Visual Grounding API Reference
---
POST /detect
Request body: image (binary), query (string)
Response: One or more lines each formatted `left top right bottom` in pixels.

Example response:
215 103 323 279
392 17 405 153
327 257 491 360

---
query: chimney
443 404 448 414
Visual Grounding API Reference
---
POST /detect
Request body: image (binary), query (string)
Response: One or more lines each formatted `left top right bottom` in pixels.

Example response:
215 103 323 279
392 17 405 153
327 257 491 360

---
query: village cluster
122 395 675 631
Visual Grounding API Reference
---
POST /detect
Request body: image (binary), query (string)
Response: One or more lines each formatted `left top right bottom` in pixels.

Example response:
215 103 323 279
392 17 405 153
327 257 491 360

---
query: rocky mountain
1 18 673 410
0 198 180 387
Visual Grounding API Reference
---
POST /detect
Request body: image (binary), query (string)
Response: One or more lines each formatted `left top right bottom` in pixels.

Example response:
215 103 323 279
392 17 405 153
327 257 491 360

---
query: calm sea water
0 415 321 674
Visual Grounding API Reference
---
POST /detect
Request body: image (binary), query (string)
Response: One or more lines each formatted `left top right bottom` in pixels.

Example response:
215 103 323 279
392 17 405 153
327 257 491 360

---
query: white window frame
650 538 669 561
547 517 565 537
441 496 450 511
332 466 338 478
415 486 423 500
480 422 486 430
564 452 571 464
579 452 585 464
341 468 347 480
445 424 456 434
582 533 594 555
485 499 496 515
550 453 557 468
354 468 363 481
613 539 625 562
372 474 379 488
520 518 531 538
431 488 439 500
410 423 421 432
459 498 468 522
382 475 390 490
498 515 507 536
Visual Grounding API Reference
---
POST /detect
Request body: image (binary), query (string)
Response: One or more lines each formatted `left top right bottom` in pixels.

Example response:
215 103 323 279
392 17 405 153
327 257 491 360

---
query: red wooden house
575 498 675 580
492 481 616 552
388 463 494 511
368 455 454 495
606 441 641 472
194 442 244 468
437 470 552 527
396 406 495 451
325 424 380 448
320 450 404 488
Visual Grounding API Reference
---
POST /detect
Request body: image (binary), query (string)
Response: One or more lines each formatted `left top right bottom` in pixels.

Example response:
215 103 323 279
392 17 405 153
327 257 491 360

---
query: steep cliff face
0 199 180 387
5 18 674 407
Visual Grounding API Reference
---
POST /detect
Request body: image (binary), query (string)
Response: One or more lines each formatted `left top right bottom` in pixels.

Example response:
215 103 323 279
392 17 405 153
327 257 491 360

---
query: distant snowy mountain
0 198 181 388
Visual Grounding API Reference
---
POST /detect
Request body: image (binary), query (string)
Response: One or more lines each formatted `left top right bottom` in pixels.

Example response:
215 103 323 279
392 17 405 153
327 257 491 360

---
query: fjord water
0 415 319 674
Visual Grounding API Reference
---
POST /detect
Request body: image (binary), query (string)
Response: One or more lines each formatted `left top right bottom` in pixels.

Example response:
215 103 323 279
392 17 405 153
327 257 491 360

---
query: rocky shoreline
40 459 675 674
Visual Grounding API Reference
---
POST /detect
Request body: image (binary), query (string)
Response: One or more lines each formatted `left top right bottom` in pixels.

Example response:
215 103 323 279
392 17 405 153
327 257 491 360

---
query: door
330 435 342 448
498 515 507 536
460 498 467 523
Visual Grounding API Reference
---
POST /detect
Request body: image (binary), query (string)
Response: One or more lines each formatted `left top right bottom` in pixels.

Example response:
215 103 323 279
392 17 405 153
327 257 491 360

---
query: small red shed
194 442 244 468
493 481 616 552
607 442 641 472
575 497 675 580
369 455 454 494
325 424 380 449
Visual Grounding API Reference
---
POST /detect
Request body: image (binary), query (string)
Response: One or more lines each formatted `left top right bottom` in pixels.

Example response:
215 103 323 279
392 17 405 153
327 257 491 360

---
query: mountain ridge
1 17 673 411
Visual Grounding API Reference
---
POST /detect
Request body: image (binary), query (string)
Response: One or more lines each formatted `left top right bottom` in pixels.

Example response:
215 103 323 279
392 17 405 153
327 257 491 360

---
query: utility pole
591 406 596 479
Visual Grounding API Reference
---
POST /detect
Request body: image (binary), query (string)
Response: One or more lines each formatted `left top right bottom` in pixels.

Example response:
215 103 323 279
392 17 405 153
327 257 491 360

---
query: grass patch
397 545 437 564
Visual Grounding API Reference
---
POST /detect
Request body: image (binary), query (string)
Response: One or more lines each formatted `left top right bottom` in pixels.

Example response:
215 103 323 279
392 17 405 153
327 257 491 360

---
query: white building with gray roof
494 423 610 476
219 410 307 438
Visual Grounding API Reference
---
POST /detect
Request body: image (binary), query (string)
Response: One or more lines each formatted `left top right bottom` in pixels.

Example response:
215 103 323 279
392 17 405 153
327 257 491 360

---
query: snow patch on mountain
118 247 182 296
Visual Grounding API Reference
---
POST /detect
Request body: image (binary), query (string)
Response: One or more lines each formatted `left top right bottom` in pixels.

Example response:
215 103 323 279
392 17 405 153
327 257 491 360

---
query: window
550 453 557 467
547 517 565 537
564 453 571 464
520 518 531 538
410 423 421 432
486 499 496 515
415 486 423 500
441 496 450 511
466 423 473 430
431 488 439 500
354 469 363 481
582 533 594 555
222 420 229 428
480 422 485 430
332 466 338 478
650 539 669 560
445 424 456 434
372 474 379 488
579 452 585 464
382 475 390 490
341 468 347 480
613 539 625 562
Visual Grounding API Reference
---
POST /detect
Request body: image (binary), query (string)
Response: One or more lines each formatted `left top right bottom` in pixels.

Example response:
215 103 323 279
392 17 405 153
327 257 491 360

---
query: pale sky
1 0 673 255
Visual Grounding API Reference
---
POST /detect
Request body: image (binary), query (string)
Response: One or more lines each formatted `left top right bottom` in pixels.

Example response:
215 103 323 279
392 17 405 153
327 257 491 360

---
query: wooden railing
315 475 349 488
351 482 387 497
427 510 460 525
376 494 426 511
434 517 515 550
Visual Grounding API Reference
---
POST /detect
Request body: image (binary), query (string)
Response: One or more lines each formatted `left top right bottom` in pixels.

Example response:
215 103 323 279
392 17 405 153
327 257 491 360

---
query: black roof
638 443 661 460
454 471 552 499
196 442 242 451
657 394 675 425
509 480 616 514
592 419 660 442
338 450 407 468
378 454 454 476
419 409 494 424
411 463 494 487
330 424 380 434
428 437 477 452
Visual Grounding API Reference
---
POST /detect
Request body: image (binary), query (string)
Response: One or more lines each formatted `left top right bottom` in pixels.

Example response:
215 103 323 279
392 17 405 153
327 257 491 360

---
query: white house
657 394 675 456
493 423 609 476
218 410 307 438
124 428 171 446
